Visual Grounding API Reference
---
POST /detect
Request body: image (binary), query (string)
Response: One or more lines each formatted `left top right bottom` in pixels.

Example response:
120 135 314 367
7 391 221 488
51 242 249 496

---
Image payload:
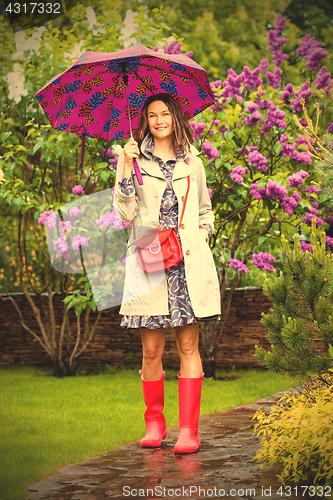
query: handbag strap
132 156 191 238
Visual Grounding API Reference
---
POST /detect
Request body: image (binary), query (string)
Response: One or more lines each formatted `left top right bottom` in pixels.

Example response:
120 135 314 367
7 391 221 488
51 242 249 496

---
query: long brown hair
134 93 194 152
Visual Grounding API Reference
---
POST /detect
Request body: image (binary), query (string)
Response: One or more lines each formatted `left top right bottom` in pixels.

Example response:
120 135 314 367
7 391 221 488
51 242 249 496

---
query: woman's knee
176 337 199 358
141 332 164 364
142 344 163 364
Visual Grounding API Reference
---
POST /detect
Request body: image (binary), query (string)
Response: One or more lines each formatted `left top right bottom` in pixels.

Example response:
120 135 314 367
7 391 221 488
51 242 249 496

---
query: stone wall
0 287 272 369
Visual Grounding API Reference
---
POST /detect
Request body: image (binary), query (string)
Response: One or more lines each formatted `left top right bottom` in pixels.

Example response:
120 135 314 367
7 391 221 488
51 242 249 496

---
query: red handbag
133 163 190 274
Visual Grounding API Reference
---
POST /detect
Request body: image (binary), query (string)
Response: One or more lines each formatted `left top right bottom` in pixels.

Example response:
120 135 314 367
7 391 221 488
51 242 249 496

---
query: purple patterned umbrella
35 43 214 166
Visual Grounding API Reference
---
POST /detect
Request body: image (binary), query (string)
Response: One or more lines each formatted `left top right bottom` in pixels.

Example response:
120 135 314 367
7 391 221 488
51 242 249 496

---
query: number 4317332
6 3 61 14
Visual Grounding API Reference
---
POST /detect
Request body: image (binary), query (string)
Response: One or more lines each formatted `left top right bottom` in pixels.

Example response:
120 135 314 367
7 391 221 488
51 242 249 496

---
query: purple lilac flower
281 83 294 104
202 140 219 160
290 81 314 112
297 35 328 70
267 14 289 66
307 185 321 194
71 235 89 252
251 252 276 271
323 216 333 226
46 212 57 230
288 170 309 188
242 66 263 91
326 236 333 248
210 80 222 91
302 210 325 227
120 252 126 265
96 210 129 230
259 59 269 73
229 258 249 274
222 68 243 98
154 40 193 57
278 134 295 156
294 136 313 148
248 149 268 172
207 187 213 198
246 103 259 113
307 48 329 71
189 121 206 141
103 149 113 157
314 66 332 95
290 150 312 164
297 34 322 58
266 67 282 89
261 108 287 135
54 237 70 259
38 210 54 225
69 206 81 217
61 220 72 240
243 110 263 127
239 146 250 155
300 241 313 252
72 185 85 196
266 180 288 200
219 124 230 137
230 165 246 184
299 119 308 127
281 192 301 216
256 98 274 110
109 157 118 169
328 123 333 134
250 181 265 200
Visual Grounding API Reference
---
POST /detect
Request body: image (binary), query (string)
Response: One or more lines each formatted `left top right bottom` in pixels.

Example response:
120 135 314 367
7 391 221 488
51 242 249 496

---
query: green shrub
253 372 333 486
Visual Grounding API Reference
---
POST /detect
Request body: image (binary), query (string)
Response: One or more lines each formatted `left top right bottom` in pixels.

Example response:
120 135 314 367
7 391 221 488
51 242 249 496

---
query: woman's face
147 100 173 140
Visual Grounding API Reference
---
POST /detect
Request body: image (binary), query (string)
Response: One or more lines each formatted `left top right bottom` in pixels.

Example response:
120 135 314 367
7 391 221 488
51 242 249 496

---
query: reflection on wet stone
29 390 312 500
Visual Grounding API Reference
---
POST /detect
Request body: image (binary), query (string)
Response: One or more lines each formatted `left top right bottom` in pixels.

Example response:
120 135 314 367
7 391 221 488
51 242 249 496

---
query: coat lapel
138 157 165 180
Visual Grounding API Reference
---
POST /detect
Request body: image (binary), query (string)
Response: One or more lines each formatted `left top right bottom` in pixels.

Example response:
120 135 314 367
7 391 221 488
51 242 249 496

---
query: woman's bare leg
175 323 203 378
141 328 166 381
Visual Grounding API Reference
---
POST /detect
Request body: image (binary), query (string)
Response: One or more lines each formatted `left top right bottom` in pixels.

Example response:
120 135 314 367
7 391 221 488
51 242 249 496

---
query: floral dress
119 136 219 329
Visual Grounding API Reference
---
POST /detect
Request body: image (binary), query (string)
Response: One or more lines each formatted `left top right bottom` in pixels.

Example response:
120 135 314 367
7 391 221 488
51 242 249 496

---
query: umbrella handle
133 158 143 185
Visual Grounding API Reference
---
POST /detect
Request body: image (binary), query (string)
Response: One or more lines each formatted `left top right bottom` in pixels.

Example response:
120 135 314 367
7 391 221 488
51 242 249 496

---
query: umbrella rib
107 71 121 142
132 69 158 95
133 63 213 105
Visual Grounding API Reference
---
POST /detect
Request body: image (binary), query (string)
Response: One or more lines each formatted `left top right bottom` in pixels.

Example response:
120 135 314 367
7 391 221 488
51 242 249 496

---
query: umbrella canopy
35 43 215 143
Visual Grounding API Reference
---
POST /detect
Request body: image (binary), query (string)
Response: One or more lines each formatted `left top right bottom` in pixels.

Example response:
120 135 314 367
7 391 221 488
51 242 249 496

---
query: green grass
0 365 296 500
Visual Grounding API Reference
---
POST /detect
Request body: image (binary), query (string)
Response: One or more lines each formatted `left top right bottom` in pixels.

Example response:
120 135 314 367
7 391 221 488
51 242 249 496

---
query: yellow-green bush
253 373 333 486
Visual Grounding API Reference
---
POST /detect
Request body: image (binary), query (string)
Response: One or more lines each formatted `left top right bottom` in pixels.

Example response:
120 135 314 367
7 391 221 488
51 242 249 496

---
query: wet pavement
28 390 315 500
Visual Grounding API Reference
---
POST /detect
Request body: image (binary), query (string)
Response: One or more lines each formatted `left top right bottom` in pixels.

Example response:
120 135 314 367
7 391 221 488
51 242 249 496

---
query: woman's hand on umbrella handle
123 138 140 177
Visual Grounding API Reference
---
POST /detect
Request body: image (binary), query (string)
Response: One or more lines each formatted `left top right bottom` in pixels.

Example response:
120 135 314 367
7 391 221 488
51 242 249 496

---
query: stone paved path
28 390 314 500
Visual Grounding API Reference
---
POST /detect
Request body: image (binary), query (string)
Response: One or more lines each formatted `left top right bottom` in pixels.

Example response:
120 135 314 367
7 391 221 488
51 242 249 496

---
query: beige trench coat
113 136 221 318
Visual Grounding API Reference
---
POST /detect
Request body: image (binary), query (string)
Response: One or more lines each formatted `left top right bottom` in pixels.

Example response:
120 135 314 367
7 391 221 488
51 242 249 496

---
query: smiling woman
113 92 221 455
147 101 174 145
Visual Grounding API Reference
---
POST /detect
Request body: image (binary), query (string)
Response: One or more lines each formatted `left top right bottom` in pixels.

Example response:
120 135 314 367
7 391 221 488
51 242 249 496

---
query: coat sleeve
195 157 214 231
113 150 139 222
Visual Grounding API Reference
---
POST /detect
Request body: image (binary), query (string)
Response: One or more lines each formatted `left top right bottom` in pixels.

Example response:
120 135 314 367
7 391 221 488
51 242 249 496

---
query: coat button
181 196 185 202
181 224 185 229
186 250 190 256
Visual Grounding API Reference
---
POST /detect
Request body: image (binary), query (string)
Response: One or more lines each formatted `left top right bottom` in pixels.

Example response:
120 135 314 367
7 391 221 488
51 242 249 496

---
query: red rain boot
139 369 167 448
173 372 204 454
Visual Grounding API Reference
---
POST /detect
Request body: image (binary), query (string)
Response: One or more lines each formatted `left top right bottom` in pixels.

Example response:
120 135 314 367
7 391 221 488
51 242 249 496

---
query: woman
114 93 220 454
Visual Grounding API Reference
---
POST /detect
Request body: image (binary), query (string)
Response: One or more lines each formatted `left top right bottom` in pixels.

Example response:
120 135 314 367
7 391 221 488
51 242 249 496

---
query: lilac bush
189 11 333 289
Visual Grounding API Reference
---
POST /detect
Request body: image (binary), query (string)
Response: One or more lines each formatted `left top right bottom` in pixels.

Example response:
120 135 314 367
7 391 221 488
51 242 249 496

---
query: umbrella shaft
125 85 133 138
